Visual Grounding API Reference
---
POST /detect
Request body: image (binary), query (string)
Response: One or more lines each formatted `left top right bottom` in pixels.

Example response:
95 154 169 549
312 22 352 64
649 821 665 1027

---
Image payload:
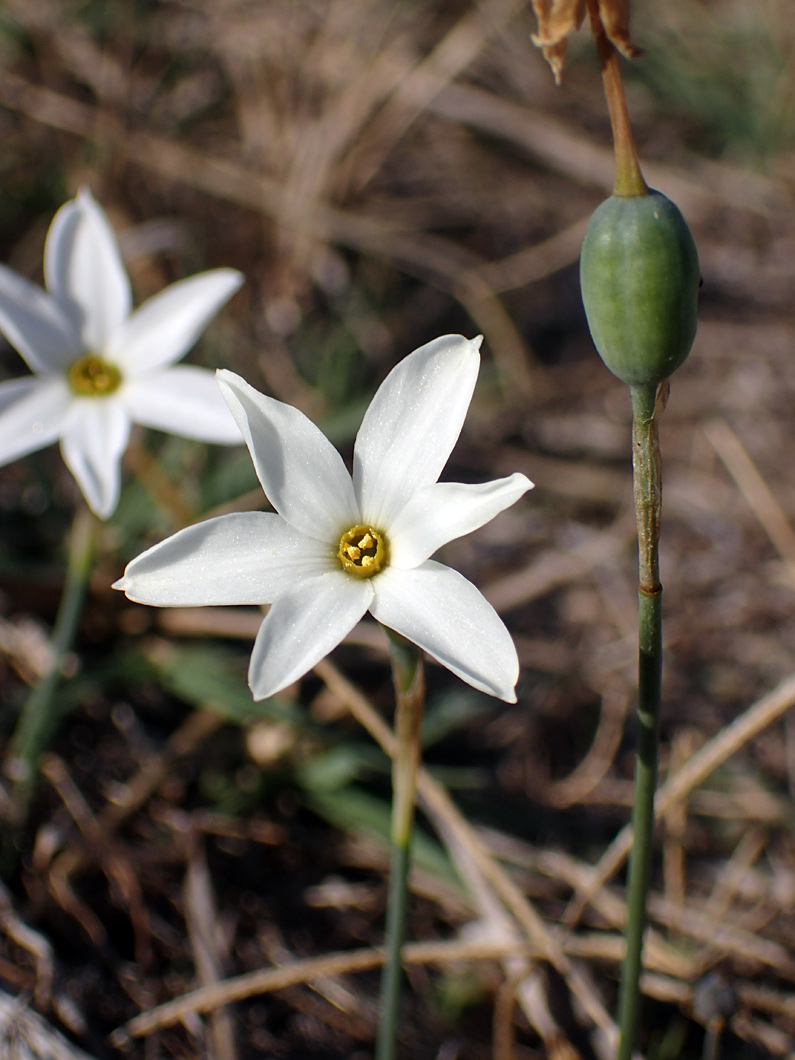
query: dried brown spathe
531 0 641 82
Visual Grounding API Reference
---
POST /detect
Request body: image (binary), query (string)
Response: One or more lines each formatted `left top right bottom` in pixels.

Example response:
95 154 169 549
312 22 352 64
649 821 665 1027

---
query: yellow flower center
68 354 122 397
337 524 388 579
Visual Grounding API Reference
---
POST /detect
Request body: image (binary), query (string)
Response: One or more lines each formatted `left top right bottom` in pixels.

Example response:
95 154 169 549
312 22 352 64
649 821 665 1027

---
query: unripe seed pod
580 190 699 388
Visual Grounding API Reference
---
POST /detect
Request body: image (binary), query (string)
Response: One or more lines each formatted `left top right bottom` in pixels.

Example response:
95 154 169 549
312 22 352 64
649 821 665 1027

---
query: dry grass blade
40 757 153 966
46 711 223 888
3 1 795 1053
0 71 535 390
313 659 619 1053
428 83 785 220
349 0 531 192
430 795 586 1057
493 971 521 1060
702 827 768 922
0 990 98 1060
492 828 795 983
115 933 666 1048
564 669 795 925
486 837 692 980
647 893 795 976
112 937 541 1043
705 418 795 580
0 882 53 1008
485 514 633 613
429 84 615 195
473 217 591 294
661 727 696 945
184 842 239 1060
547 682 629 808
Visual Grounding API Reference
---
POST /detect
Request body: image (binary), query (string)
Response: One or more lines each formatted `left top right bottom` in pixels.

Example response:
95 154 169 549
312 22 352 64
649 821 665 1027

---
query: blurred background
1 1 795 1057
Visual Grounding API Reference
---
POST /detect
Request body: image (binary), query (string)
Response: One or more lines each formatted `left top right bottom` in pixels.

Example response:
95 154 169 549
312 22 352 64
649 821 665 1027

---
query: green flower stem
616 383 664 1060
376 628 425 1060
4 504 98 833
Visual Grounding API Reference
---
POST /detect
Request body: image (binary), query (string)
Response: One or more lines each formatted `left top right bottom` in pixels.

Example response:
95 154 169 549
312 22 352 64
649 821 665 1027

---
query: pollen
68 354 123 397
338 524 388 579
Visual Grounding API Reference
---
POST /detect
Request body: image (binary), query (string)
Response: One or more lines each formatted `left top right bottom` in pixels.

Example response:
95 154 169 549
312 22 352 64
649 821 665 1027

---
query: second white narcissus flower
115 336 533 702
0 188 244 518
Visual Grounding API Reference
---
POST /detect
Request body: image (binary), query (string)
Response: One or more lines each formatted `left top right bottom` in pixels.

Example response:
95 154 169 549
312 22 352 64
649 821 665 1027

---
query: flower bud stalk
586 0 647 197
2 505 98 866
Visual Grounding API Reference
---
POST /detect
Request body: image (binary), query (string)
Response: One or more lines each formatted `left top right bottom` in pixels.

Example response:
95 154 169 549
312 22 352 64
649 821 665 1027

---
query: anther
337 524 388 579
68 354 123 397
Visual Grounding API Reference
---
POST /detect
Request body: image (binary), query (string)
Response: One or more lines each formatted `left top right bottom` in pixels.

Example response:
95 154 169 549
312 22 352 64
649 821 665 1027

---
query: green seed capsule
580 190 700 388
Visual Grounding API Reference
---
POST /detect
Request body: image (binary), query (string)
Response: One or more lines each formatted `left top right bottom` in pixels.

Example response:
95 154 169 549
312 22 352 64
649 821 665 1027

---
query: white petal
217 370 358 542
0 376 72 465
122 366 243 444
353 335 481 529
0 265 81 372
44 188 131 350
370 561 520 702
109 269 243 373
60 397 131 518
248 572 372 700
389 473 533 568
115 512 332 605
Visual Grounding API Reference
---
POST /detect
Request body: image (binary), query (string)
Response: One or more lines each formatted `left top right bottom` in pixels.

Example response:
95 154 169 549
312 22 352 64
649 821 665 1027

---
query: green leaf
148 642 298 725
295 745 368 793
421 688 489 749
305 785 463 893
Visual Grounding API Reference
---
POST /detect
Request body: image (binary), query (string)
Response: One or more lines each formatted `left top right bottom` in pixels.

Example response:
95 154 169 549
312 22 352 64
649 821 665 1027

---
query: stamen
68 354 122 397
337 524 388 579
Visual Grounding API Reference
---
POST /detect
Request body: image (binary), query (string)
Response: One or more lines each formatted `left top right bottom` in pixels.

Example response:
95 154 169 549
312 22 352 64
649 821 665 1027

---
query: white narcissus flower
0 188 244 518
115 335 533 702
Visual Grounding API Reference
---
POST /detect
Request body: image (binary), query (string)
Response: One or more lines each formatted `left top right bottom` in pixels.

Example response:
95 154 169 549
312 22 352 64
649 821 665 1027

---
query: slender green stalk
616 384 665 1060
3 505 98 835
376 628 425 1060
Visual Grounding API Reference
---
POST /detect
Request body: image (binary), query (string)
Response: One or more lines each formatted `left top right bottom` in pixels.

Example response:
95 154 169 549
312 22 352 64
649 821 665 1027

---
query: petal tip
90 498 115 520
247 668 285 703
215 369 249 413
225 269 245 291
205 267 245 298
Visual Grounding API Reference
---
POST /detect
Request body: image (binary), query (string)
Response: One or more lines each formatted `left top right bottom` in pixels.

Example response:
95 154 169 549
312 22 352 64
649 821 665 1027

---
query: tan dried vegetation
1 0 795 1057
